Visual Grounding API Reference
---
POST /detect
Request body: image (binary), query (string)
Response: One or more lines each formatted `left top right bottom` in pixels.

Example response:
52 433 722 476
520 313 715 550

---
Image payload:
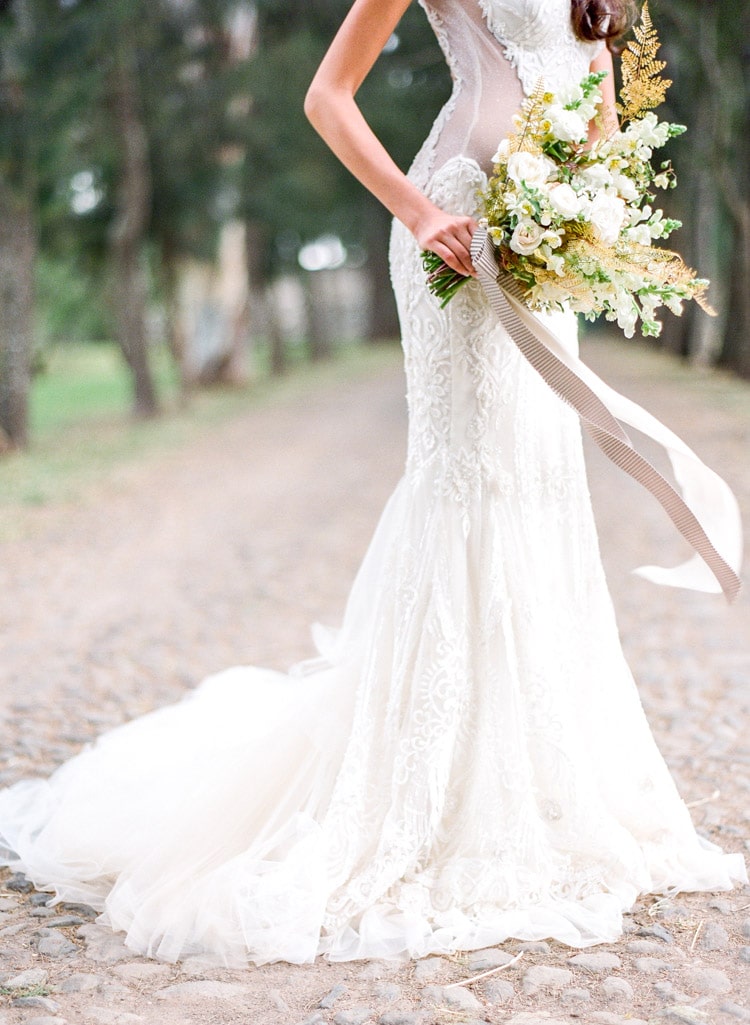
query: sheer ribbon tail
470 226 743 603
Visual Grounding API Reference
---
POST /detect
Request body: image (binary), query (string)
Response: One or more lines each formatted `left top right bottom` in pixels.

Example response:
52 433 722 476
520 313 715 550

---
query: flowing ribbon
470 226 743 603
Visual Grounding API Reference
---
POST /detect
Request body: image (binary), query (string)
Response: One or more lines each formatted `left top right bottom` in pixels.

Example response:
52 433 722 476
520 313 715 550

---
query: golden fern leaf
617 2 672 122
508 78 550 153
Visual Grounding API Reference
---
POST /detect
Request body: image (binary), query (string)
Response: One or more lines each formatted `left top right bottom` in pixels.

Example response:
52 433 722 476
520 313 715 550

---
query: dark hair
571 0 637 44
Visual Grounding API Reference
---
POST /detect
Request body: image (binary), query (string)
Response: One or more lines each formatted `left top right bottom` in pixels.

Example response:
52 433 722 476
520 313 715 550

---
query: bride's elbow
304 80 327 131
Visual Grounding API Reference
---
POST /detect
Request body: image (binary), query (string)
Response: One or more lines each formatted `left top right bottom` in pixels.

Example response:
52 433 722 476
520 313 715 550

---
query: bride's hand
412 208 478 278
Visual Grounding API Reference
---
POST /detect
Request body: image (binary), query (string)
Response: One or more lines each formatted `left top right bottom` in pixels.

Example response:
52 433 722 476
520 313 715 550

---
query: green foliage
35 254 110 345
3 0 243 296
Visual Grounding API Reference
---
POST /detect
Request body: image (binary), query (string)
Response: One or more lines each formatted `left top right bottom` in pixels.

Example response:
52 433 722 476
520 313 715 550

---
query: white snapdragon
503 191 536 219
628 112 671 148
612 173 639 202
624 224 652 247
541 228 564 249
538 245 566 276
615 294 638 338
645 209 680 240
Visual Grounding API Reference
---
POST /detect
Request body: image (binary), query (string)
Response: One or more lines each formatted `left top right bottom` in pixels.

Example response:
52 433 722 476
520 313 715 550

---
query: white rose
506 151 554 187
491 138 511 165
589 189 626 246
545 104 588 143
509 220 545 256
579 163 613 190
547 183 582 219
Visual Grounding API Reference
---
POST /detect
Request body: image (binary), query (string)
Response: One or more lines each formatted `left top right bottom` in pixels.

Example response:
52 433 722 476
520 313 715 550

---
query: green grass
30 342 179 435
0 983 53 998
0 339 402 541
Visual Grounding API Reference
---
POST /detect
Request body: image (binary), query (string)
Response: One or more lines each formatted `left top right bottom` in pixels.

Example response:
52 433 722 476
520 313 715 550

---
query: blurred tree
0 0 35 448
3 0 244 420
656 0 750 376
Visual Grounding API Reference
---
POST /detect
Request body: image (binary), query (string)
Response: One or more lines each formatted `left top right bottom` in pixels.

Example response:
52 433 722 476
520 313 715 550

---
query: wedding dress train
0 0 745 967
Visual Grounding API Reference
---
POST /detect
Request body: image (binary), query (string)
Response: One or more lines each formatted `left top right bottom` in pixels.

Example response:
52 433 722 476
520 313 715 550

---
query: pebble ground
0 336 748 1025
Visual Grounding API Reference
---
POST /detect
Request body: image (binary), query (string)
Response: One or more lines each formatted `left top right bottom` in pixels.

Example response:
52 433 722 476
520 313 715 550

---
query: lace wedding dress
0 0 745 967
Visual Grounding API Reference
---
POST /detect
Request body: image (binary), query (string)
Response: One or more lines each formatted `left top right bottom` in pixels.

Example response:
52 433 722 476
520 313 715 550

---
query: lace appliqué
477 0 603 95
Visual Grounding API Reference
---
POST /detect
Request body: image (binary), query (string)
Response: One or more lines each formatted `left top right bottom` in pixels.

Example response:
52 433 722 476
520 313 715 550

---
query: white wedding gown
0 0 745 967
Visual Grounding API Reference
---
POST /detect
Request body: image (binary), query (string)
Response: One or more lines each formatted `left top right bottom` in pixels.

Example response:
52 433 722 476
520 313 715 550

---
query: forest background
0 0 748 451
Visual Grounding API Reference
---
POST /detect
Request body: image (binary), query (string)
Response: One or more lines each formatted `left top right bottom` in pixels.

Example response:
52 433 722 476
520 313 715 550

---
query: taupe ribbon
470 226 742 603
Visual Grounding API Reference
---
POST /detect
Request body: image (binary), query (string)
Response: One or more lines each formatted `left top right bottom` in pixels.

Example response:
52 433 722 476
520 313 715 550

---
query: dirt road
0 338 748 1025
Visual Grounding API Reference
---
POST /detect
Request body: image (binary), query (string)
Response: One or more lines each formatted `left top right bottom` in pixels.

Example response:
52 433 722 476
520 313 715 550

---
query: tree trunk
108 43 159 418
245 219 287 376
366 201 400 341
0 178 34 449
160 237 194 404
305 276 332 362
719 209 750 379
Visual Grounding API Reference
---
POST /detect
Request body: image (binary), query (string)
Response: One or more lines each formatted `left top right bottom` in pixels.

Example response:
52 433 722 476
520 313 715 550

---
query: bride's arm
305 0 477 277
588 46 618 141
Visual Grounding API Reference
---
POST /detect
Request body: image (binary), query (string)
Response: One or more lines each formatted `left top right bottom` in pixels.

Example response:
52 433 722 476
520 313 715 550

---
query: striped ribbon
470 226 742 603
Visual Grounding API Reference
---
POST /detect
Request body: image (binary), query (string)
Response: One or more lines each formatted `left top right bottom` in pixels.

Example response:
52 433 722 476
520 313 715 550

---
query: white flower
625 224 652 247
628 112 671 148
504 191 535 219
590 189 627 246
647 210 669 239
492 138 511 165
613 292 638 337
555 82 584 107
579 163 613 190
541 229 564 249
545 104 589 143
509 220 545 255
506 151 554 186
539 245 566 276
547 183 582 219
612 173 639 202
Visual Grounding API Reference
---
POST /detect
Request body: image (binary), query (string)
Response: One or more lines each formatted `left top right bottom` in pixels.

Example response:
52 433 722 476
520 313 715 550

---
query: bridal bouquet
423 4 713 338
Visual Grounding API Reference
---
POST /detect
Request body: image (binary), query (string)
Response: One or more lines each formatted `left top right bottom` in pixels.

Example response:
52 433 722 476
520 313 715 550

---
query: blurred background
0 0 747 455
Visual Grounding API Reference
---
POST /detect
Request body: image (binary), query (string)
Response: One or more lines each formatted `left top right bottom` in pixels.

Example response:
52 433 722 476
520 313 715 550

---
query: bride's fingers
418 214 480 277
438 230 477 277
431 240 474 278
445 219 479 276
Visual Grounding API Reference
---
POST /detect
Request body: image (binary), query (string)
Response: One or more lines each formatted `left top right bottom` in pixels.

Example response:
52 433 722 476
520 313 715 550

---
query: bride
0 0 745 967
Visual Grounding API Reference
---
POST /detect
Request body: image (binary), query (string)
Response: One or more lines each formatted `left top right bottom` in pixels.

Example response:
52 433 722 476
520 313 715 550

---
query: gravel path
0 337 748 1025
